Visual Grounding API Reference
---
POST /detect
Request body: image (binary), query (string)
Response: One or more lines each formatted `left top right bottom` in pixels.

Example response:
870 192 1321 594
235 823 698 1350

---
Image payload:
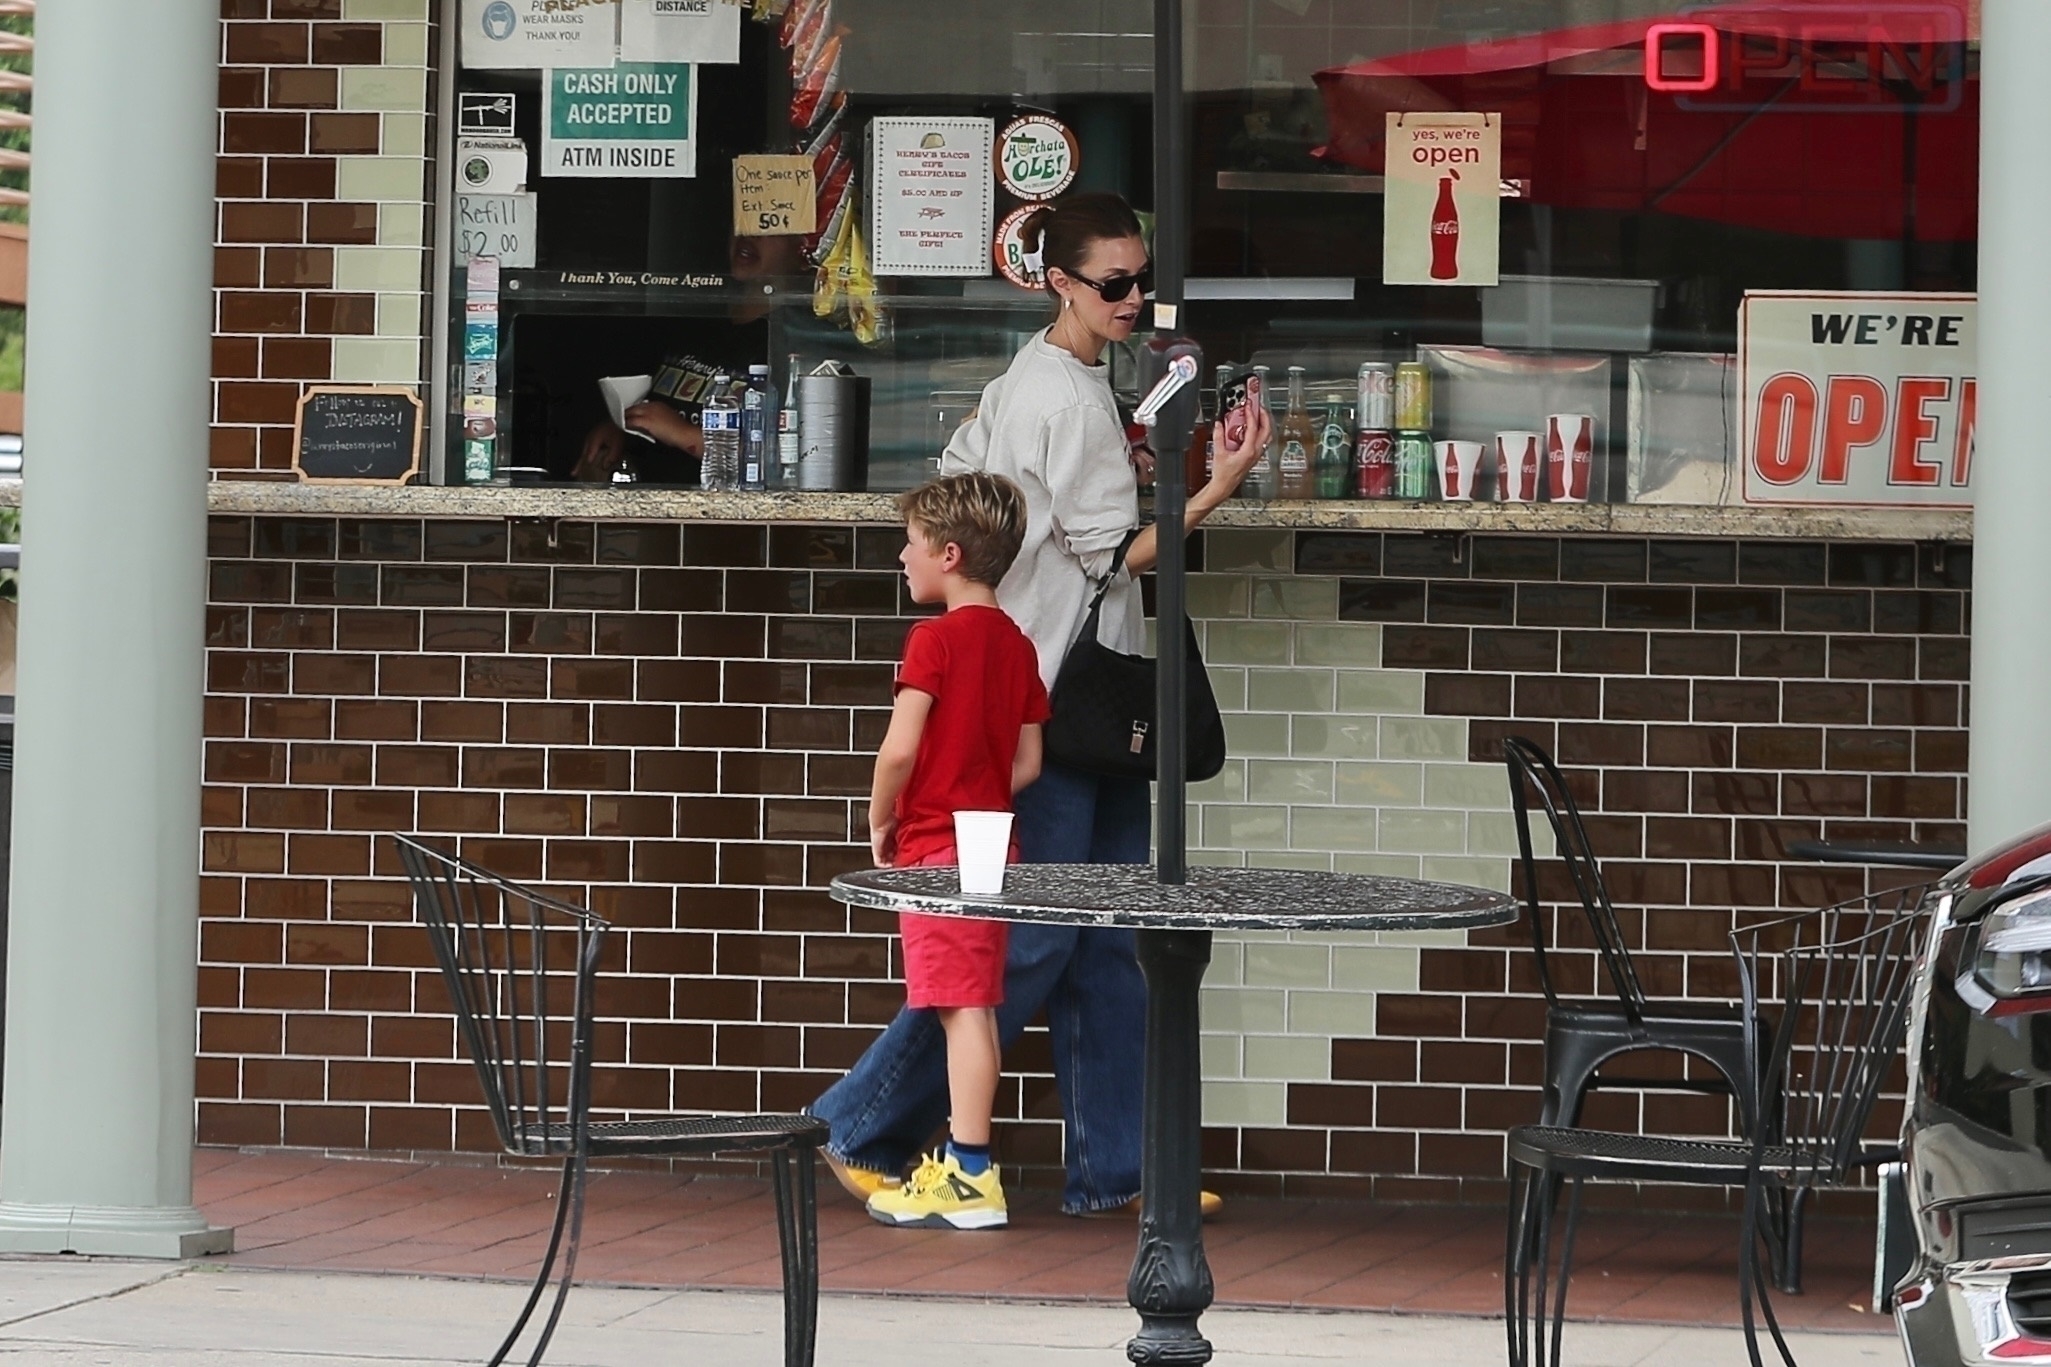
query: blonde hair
898 472 1027 588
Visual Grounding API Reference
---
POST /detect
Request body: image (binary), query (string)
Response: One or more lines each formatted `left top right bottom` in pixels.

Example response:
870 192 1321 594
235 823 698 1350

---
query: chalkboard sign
292 386 423 484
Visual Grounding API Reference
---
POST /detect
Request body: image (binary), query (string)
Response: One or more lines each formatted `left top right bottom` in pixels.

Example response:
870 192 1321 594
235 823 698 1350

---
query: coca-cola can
1395 430 1434 500
1353 429 1394 498
1394 363 1431 431
1494 430 1541 502
1355 362 1395 433
1546 413 1595 503
1437 441 1483 501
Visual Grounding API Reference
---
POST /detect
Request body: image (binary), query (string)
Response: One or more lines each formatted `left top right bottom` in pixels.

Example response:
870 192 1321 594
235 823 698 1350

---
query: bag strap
1083 526 1144 615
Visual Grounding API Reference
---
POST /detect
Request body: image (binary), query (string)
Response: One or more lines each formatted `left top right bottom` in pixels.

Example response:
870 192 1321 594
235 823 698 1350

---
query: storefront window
442 0 1977 510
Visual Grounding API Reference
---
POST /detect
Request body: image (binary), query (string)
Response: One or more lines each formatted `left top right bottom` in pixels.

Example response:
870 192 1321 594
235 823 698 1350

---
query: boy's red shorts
900 847 1007 1009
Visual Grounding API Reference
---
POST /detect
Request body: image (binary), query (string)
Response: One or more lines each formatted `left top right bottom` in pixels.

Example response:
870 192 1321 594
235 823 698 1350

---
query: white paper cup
1436 441 1483 501
953 811 1014 897
1495 431 1542 502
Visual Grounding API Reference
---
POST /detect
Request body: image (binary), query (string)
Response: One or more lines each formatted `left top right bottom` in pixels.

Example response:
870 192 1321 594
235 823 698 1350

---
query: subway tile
1290 806 1379 852
1470 537 1559 581
1242 942 1331 988
1291 715 1379 760
1337 579 1425 623
1694 588 1781 630
1333 851 1426 878
1205 528 1292 572
1648 632 1735 677
1377 808 1467 854
1288 990 1379 1037
1380 626 1467 670
1199 1034 1242 1079
1207 667 1247 712
1559 630 1646 675
1199 1079 1287 1126
1381 535 1467 578
1424 672 1511 717
1293 531 1380 575
1648 540 1736 584
1829 543 1917 587
1560 540 1646 582
1249 667 1334 713
1378 716 1467 760
1294 621 1382 667
1204 619 1293 665
1427 581 1516 625
1190 758 1248 804
1471 629 1559 673
1738 541 1829 585
1422 763 1509 810
1606 586 1693 628
1335 669 1425 715
1188 573 1250 619
1243 1035 1332 1081
1246 759 1334 805
1203 804 1289 848
1251 576 1337 620
1200 987 1287 1033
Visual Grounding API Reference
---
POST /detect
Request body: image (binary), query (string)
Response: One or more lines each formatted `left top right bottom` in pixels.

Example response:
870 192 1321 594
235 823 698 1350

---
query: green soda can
1395 430 1434 500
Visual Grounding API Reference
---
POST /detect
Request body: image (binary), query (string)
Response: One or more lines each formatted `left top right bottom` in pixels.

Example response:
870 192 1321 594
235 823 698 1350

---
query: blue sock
947 1138 991 1176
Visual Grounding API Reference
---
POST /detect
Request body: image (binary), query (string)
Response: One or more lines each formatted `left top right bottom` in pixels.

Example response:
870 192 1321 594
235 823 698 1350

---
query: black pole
1153 0 1189 890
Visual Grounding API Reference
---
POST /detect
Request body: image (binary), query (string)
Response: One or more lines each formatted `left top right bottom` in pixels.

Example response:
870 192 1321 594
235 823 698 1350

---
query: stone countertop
0 479 1974 541
830 863 1519 932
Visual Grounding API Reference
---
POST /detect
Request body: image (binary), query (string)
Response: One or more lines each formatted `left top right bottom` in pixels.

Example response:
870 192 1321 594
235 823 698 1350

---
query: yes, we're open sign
1740 291 1975 507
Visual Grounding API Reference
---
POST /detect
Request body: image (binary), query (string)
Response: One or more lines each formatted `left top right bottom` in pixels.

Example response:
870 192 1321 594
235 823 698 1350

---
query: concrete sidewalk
0 1258 1903 1366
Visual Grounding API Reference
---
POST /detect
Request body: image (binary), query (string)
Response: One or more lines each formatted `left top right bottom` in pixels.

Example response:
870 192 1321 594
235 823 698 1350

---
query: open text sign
1739 290 1975 508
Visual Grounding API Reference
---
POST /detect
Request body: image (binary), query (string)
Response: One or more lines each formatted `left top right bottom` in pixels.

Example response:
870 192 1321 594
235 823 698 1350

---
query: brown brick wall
196 518 1967 1202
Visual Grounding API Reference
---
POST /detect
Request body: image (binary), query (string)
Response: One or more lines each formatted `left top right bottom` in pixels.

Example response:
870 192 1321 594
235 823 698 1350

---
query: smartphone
1218 368 1255 448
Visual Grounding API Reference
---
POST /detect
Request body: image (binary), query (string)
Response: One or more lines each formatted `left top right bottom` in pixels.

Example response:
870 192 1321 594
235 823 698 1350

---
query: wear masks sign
543 63 698 178
1739 291 1976 508
619 0 740 66
462 0 618 70
1382 112 1500 287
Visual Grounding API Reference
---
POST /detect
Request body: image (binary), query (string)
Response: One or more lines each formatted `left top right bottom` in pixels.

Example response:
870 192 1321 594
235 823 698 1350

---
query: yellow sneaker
822 1149 900 1202
865 1151 1008 1230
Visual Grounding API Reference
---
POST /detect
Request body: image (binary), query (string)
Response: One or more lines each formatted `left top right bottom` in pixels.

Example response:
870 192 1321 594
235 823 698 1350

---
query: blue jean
810 759 1151 1213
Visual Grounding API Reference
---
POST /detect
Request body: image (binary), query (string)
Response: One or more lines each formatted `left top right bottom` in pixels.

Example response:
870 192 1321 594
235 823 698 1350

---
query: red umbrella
1312 2 1978 242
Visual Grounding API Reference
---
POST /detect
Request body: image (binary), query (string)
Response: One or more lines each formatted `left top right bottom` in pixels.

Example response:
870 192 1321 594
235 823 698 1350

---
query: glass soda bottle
700 375 740 492
776 354 802 490
740 364 771 491
1244 364 1276 500
1315 399 1351 499
1278 365 1318 500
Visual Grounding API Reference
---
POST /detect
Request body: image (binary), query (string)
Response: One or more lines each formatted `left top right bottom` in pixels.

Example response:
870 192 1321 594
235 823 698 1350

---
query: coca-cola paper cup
1546 414 1595 503
1436 441 1483 501
1494 431 1541 502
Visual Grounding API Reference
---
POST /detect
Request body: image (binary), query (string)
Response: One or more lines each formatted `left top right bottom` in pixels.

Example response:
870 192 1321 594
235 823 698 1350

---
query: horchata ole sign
544 63 698 178
1739 290 1976 508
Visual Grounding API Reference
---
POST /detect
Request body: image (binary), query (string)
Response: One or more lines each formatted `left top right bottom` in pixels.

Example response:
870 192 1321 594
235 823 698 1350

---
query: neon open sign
1644 4 1967 113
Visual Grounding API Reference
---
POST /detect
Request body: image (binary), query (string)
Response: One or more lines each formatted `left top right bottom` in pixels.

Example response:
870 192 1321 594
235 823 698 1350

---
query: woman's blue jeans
809 759 1150 1213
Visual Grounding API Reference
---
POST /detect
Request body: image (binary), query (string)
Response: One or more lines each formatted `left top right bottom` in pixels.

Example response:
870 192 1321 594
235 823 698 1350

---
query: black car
1894 820 2051 1364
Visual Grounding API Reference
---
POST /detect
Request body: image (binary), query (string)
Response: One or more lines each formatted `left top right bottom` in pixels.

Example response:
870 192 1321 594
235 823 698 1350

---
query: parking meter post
1140 338 1200 890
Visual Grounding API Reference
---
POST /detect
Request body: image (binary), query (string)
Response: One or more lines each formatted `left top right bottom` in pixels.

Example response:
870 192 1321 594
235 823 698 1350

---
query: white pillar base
0 1203 233 1258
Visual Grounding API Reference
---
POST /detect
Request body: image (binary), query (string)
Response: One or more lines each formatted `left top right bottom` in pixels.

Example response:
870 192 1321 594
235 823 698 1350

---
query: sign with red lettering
1644 4 1966 115
1739 290 1975 507
1382 113 1500 288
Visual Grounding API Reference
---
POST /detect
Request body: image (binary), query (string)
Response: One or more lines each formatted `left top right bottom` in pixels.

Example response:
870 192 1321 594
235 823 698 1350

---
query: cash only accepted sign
1739 291 1975 508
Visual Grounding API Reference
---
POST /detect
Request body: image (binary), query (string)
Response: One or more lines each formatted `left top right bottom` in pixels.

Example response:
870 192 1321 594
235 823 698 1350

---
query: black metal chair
395 835 827 1367
1504 736 1760 1136
1504 883 1927 1367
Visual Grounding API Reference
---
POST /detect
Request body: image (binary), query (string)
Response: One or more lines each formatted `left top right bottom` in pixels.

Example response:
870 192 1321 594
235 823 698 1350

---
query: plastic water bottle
776 354 802 490
741 364 771 491
700 375 740 491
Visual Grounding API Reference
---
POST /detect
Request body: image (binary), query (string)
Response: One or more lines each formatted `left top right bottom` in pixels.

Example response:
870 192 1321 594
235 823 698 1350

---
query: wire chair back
1733 882 1929 1185
1504 736 1647 1018
395 834 609 1158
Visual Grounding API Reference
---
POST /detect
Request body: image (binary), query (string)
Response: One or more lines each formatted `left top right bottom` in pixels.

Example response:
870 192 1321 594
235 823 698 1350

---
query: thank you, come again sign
544 63 698 178
1739 291 1975 508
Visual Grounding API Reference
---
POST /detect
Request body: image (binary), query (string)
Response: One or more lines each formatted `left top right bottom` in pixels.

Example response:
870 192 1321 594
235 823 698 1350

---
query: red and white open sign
1738 290 1975 508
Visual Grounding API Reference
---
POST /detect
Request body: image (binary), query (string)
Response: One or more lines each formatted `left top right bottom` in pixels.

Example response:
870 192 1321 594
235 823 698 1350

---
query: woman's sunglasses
1062 264 1155 304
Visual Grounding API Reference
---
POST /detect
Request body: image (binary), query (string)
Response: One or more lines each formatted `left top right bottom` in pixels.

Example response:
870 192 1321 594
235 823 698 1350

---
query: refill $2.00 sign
1383 113 1499 287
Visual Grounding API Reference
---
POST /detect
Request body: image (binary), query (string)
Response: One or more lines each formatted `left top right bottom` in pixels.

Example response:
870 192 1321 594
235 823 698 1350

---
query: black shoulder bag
1043 533 1227 783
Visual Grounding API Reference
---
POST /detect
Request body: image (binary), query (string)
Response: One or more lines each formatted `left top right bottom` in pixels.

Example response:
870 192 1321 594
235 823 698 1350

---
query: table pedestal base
1127 929 1215 1366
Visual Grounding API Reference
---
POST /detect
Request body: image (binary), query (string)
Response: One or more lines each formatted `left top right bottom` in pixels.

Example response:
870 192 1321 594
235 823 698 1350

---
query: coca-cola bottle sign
1382 112 1501 287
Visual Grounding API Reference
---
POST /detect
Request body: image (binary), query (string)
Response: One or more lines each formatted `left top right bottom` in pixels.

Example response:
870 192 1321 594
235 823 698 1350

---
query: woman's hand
1205 398 1272 498
624 401 703 455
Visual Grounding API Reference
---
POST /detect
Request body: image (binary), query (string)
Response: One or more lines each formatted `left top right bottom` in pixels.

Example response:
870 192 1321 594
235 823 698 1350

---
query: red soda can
1354 428 1395 498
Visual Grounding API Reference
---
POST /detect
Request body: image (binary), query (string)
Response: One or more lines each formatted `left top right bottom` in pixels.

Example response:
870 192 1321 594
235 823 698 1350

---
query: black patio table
830 861 1518 1364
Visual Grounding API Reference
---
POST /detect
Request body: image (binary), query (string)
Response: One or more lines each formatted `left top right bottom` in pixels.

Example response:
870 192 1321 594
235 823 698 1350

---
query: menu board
293 387 423 484
868 117 993 277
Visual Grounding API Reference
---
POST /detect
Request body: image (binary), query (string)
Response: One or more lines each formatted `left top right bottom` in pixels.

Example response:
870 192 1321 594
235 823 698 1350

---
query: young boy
863 472 1046 1231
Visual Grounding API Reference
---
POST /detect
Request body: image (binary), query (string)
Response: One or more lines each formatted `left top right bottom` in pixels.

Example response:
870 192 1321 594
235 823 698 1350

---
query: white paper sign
456 136 528 193
1383 113 1501 287
869 117 994 277
1739 290 1976 508
620 0 739 65
457 193 538 268
462 0 618 71
543 63 697 179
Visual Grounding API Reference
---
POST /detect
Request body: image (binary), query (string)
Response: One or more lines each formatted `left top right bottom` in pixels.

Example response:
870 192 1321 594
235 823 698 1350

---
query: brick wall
214 0 436 477
196 516 1968 1202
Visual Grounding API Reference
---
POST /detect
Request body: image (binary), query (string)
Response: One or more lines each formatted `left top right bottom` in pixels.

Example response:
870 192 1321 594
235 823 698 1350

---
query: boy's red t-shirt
891 603 1049 867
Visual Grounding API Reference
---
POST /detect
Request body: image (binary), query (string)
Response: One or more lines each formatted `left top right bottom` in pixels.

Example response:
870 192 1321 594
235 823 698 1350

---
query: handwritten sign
733 154 816 236
293 387 423 485
457 193 538 267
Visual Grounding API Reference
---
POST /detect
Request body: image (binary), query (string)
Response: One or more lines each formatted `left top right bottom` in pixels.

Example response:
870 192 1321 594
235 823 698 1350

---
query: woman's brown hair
1021 192 1145 293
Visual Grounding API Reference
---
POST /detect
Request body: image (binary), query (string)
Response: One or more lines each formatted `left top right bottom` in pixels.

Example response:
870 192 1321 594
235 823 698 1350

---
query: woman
810 192 1270 1219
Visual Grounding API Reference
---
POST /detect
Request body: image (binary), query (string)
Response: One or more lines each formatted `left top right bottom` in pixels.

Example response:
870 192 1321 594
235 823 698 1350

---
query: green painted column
1970 0 2051 853
0 0 231 1256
